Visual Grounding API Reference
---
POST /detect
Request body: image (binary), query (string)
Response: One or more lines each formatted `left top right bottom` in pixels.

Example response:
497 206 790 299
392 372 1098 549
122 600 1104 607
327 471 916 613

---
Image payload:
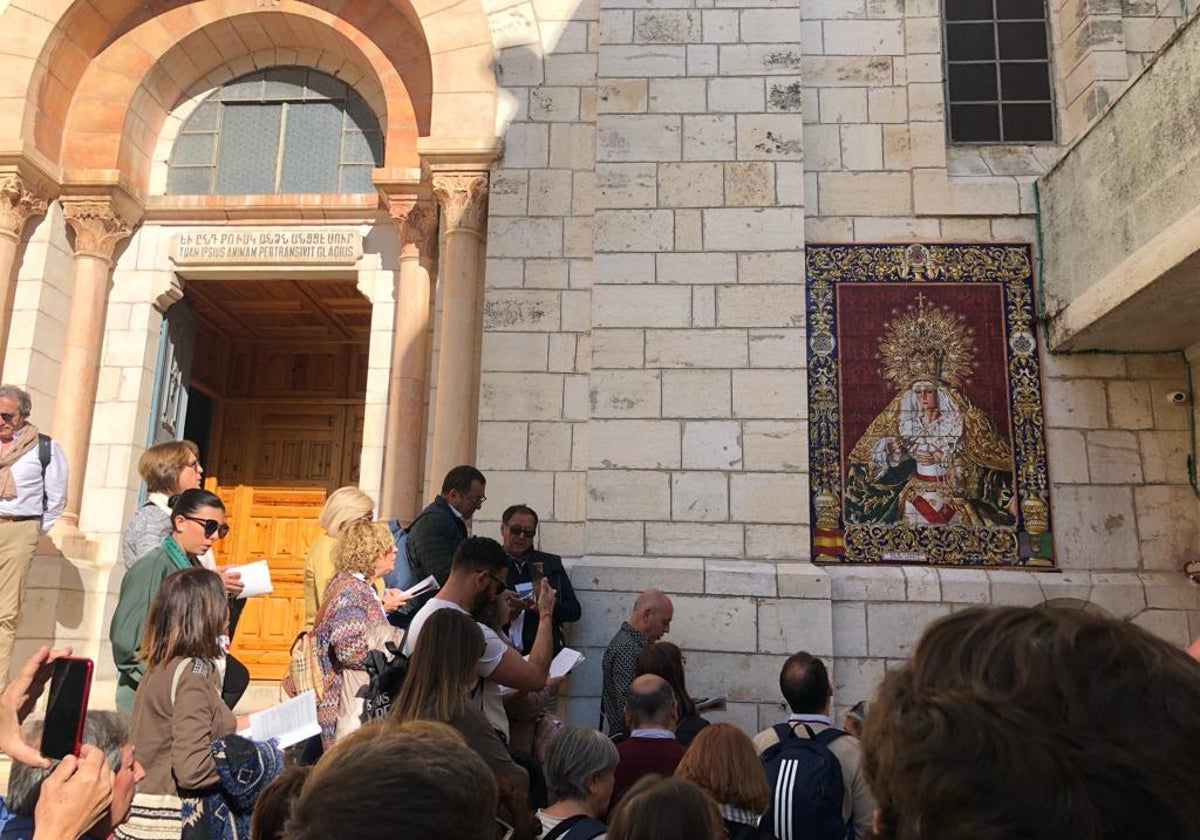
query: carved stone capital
386 196 439 253
0 176 48 239
431 173 489 234
61 199 136 262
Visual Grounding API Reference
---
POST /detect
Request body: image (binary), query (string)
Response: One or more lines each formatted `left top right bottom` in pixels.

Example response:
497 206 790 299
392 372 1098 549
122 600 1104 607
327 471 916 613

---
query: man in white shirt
0 385 67 684
404 536 557 740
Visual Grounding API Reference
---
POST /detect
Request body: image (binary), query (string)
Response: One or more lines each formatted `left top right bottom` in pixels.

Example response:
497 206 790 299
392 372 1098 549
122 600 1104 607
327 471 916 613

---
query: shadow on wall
13 538 89 667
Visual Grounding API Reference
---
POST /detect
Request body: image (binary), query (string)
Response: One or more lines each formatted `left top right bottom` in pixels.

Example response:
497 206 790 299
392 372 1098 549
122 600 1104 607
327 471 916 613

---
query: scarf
161 535 195 571
0 422 39 501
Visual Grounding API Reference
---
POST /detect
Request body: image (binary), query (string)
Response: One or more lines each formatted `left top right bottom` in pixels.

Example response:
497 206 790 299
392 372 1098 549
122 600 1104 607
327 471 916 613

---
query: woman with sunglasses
111 489 234 715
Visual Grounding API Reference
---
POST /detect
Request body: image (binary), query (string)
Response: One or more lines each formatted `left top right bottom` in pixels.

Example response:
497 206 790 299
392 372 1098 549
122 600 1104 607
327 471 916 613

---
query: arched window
167 67 383 195
943 0 1055 143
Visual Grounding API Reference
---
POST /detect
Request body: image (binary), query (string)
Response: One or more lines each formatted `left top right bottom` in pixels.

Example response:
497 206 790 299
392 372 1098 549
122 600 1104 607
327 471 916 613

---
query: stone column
0 176 49 373
53 196 138 531
381 194 439 521
428 171 489 487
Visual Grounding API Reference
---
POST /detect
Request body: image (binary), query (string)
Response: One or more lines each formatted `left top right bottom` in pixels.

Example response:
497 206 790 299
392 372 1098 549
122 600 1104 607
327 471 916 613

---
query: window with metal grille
167 67 384 195
943 0 1055 143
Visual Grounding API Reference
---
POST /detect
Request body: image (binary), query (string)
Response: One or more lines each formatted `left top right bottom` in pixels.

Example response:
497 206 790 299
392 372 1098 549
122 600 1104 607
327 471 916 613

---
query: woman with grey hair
536 725 619 840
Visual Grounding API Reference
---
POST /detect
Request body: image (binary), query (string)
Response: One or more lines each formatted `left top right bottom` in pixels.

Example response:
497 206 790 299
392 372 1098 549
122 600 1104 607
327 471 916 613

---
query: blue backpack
384 517 418 590
759 723 848 840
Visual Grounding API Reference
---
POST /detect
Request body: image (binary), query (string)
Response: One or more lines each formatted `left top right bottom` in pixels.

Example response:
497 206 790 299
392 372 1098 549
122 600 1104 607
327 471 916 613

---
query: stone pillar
381 194 439 521
0 176 49 372
428 171 489 487
53 195 139 531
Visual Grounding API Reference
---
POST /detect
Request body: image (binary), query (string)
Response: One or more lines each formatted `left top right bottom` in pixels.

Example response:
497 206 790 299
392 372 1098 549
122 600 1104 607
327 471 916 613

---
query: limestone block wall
477 0 1200 731
476 0 600 556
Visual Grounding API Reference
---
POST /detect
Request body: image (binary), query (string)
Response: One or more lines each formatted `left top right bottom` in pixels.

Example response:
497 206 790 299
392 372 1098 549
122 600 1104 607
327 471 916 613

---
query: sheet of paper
549 647 584 679
238 690 320 749
402 574 439 598
230 559 272 600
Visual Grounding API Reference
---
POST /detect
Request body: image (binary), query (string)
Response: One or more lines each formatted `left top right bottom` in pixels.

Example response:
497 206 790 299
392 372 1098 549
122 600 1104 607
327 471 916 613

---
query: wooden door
212 484 328 680
185 282 370 682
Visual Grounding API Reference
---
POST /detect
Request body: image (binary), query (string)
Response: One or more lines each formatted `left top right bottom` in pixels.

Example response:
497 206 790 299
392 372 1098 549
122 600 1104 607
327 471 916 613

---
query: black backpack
542 815 606 840
356 631 409 722
759 723 848 840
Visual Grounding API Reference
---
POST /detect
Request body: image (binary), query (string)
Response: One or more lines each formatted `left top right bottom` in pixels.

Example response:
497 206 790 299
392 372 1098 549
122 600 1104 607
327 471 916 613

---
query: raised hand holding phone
40 657 93 760
0 645 74 768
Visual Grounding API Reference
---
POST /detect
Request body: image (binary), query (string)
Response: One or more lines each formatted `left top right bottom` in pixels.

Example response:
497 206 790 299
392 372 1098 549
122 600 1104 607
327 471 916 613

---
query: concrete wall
1040 10 1200 348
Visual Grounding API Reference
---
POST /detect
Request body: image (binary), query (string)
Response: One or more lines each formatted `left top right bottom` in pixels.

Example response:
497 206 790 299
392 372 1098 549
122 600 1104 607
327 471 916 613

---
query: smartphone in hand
40 657 93 760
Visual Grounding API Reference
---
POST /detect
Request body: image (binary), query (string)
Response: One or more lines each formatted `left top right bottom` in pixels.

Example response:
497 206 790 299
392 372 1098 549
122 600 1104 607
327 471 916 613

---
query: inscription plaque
169 227 363 265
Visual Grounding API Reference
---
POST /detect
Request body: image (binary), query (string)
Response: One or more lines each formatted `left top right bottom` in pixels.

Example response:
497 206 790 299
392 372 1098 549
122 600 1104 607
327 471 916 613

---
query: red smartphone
40 657 93 760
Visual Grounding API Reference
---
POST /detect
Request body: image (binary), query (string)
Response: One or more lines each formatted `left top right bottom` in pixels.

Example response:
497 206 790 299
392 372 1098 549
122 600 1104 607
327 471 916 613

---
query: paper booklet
402 575 439 598
549 647 585 679
238 690 320 749
229 559 272 600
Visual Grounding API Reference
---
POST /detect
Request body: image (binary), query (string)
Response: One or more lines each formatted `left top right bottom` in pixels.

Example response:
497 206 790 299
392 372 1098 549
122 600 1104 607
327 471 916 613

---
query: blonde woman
303 487 379 630
312 520 409 746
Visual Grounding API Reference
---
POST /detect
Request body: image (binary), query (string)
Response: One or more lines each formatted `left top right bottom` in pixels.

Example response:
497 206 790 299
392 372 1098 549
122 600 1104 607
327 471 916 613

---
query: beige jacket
753 717 876 840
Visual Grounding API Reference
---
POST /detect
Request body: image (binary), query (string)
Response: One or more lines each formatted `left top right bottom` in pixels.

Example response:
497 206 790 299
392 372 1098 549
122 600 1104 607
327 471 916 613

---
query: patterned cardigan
313 572 388 746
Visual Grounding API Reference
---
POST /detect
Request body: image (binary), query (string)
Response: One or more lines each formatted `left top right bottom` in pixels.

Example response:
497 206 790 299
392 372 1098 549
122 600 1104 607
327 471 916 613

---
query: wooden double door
174 279 371 680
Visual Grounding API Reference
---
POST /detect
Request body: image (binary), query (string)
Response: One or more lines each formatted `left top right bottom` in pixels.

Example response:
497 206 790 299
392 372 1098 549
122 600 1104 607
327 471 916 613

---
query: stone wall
478 0 1200 731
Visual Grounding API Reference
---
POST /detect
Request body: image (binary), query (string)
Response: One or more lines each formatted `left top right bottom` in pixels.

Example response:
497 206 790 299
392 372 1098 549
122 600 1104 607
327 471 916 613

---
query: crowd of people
2 448 1200 840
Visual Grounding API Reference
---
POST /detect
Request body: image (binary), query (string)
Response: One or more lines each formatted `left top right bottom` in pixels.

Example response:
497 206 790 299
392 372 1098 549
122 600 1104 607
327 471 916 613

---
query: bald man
608 674 687 814
601 588 674 737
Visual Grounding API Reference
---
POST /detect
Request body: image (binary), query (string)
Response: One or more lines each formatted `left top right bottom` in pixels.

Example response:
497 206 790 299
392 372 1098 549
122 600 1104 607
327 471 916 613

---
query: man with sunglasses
500 504 580 657
403 537 559 743
0 385 66 685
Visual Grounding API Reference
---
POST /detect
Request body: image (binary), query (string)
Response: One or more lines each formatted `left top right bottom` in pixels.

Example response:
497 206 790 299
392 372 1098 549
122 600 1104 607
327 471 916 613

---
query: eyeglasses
180 515 230 539
0 412 21 424
184 460 201 470
508 525 536 539
486 571 507 594
467 494 487 506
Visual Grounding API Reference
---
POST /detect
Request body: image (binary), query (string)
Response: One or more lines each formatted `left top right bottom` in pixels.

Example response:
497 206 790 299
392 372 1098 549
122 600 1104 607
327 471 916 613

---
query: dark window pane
998 21 1048 59
341 128 378 164
946 0 994 19
215 103 282 194
304 70 346 101
950 103 1001 141
1000 62 1051 99
344 96 380 134
948 63 998 101
946 22 996 60
263 66 308 101
171 133 216 166
279 102 342 193
1002 103 1054 140
166 166 212 195
221 72 266 102
996 0 1045 18
187 101 220 132
340 165 375 193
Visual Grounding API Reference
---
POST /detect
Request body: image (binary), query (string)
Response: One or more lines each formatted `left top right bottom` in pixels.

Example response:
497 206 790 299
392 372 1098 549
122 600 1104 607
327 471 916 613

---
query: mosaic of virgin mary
844 295 1016 528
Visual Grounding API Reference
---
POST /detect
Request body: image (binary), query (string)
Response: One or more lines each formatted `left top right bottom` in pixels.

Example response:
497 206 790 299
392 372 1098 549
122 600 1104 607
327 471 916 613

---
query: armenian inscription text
170 228 362 264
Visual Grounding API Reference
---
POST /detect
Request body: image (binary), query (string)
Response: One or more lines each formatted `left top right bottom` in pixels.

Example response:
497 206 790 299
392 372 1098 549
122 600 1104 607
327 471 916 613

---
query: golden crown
876 293 976 389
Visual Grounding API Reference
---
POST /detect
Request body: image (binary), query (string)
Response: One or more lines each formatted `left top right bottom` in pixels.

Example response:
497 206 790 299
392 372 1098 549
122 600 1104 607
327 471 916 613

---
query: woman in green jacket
110 489 231 715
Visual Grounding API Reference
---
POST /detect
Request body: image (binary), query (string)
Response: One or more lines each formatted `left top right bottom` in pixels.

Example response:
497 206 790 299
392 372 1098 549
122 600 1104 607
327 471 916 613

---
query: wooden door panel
212 485 328 679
